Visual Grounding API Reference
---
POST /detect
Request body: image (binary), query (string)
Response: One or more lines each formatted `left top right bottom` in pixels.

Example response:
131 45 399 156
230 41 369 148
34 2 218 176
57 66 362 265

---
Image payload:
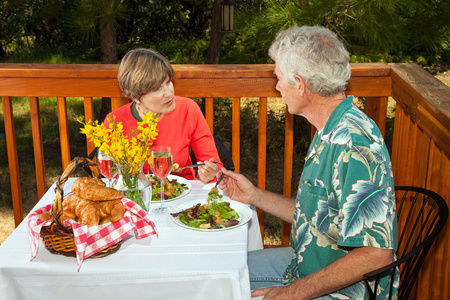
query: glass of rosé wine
150 145 173 214
97 150 118 187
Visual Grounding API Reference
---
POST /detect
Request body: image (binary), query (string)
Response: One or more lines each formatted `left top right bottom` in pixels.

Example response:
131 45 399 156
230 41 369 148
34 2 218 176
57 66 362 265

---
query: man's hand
252 286 296 300
218 168 296 222
217 168 259 206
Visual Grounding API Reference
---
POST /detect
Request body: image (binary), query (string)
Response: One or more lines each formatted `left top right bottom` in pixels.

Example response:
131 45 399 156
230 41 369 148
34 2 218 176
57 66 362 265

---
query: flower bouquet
78 113 158 211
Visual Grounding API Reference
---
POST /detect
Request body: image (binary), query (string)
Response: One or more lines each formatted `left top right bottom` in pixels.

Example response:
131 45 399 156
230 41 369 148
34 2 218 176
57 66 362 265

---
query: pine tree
233 0 450 62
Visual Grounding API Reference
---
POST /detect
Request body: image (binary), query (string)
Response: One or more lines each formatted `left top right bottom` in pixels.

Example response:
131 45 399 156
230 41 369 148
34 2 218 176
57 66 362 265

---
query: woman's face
137 76 176 115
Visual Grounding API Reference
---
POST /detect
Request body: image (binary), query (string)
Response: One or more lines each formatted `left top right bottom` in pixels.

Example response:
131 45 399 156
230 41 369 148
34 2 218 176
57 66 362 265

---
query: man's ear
295 74 306 97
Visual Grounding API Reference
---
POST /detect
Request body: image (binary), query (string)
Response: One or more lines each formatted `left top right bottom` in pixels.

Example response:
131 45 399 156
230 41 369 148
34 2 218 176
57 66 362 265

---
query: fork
207 173 224 202
214 173 224 188
172 162 218 173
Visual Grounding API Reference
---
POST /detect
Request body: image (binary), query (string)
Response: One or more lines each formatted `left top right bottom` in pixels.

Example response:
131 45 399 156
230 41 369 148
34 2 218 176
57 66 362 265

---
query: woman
105 48 222 182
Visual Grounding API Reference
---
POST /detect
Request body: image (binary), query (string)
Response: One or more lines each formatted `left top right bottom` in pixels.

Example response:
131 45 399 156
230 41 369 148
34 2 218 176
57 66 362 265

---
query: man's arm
219 168 295 223
253 246 393 300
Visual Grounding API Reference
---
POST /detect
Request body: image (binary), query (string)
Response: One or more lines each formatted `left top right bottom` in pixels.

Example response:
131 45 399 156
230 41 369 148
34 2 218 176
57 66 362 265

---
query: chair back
363 186 449 299
190 135 235 171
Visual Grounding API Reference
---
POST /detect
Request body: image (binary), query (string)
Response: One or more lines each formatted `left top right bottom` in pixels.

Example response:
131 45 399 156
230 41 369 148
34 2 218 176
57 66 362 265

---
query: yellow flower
78 113 159 169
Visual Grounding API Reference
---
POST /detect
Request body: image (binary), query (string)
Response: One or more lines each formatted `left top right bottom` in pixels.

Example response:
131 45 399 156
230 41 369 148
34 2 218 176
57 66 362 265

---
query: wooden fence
1 62 449 299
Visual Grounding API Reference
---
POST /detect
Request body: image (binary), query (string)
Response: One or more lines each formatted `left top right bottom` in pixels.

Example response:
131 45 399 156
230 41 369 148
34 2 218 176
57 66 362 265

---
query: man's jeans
248 247 294 290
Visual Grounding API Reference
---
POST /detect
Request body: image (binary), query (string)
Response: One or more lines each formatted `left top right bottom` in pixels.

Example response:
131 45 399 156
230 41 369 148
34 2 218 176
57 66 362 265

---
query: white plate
149 174 192 202
170 199 252 231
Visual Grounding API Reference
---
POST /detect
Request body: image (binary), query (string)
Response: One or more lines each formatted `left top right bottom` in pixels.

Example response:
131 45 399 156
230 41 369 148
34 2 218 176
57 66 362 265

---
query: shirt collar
321 95 354 136
130 102 143 122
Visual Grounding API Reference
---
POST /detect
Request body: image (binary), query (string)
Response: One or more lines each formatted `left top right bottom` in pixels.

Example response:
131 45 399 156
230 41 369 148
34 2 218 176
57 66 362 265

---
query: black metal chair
363 186 449 299
190 135 235 172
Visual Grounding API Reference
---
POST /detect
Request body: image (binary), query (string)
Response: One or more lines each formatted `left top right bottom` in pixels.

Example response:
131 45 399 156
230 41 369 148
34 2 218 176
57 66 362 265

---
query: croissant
99 216 112 225
59 178 126 226
75 198 100 226
72 177 122 201
60 194 79 223
61 194 100 226
99 199 126 223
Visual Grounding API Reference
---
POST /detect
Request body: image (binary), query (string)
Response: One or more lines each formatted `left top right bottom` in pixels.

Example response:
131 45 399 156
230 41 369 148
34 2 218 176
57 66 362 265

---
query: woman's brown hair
118 48 175 100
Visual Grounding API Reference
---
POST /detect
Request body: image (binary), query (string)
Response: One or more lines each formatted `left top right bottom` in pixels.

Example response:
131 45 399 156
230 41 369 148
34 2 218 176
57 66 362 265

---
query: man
218 26 398 299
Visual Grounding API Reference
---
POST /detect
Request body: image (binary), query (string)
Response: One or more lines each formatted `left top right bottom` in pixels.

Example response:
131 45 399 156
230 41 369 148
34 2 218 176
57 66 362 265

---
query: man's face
274 64 302 115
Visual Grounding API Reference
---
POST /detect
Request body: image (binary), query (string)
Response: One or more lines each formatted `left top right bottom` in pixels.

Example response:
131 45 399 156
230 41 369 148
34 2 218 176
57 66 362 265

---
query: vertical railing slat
111 97 129 111
84 98 96 157
393 107 411 186
417 140 443 299
390 103 402 178
438 154 450 300
57 97 71 170
257 97 267 242
413 124 430 188
232 97 240 173
2 97 23 226
282 107 294 246
205 97 214 134
29 97 47 199
365 96 388 138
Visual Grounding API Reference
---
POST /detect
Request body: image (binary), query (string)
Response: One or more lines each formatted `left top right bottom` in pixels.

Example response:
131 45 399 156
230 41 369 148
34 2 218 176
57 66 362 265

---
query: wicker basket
40 157 122 258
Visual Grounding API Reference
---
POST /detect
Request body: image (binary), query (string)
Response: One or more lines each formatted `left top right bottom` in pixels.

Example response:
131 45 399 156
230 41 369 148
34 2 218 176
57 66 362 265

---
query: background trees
1 0 448 65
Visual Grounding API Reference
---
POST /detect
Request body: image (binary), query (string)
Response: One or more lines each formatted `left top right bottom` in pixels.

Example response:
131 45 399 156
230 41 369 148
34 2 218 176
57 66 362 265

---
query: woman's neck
134 102 164 121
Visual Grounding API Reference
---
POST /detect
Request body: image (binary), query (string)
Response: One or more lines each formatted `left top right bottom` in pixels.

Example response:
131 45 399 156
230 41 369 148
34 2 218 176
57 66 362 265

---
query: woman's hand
197 158 219 183
217 168 259 206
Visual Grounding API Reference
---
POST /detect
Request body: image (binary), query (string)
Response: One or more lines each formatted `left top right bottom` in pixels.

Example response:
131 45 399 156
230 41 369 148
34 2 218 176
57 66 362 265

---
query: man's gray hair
269 26 351 97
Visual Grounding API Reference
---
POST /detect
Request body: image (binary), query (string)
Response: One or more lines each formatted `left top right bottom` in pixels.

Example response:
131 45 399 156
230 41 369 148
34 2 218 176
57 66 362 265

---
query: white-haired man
219 26 398 299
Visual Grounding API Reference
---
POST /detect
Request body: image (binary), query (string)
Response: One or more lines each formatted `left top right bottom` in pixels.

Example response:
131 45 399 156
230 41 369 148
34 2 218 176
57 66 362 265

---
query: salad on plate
147 175 189 201
170 201 240 229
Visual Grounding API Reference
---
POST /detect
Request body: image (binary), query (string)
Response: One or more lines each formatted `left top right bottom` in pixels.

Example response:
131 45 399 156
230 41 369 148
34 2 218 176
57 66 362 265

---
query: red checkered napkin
28 198 158 270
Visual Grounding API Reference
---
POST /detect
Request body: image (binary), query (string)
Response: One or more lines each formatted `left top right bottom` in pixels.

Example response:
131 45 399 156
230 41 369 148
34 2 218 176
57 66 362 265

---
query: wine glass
97 150 118 187
150 145 173 214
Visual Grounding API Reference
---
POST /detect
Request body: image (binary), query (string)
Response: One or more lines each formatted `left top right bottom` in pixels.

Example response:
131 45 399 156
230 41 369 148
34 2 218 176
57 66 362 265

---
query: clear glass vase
112 162 151 212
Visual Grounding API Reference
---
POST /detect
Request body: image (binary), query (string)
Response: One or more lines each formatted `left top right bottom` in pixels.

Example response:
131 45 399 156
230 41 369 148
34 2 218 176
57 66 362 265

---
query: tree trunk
98 0 118 121
0 43 5 58
206 0 223 64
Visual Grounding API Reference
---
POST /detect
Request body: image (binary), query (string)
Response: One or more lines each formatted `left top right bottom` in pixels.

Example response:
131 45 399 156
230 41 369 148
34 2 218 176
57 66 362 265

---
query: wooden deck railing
1 62 449 299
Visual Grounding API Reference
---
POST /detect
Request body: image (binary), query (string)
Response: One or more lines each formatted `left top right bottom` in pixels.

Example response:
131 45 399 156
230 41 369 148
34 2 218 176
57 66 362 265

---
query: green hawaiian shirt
283 96 398 299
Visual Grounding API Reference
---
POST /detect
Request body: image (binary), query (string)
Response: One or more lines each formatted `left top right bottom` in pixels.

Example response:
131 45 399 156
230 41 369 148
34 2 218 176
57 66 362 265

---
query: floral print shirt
283 96 398 299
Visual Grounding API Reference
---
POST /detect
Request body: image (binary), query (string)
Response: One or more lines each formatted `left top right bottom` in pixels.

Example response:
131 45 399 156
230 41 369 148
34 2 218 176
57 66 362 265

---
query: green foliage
117 0 215 45
233 0 450 63
0 43 100 63
1 0 448 65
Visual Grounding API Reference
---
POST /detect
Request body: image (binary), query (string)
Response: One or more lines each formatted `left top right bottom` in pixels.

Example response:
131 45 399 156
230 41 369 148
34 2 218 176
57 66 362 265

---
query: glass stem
160 178 165 208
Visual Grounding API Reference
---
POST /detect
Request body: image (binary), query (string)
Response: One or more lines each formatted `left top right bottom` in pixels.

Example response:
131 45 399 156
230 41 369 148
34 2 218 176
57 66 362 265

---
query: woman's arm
187 100 223 182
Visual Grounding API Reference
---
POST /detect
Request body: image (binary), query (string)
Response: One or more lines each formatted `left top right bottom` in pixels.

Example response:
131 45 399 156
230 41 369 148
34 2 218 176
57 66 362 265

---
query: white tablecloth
0 178 263 300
